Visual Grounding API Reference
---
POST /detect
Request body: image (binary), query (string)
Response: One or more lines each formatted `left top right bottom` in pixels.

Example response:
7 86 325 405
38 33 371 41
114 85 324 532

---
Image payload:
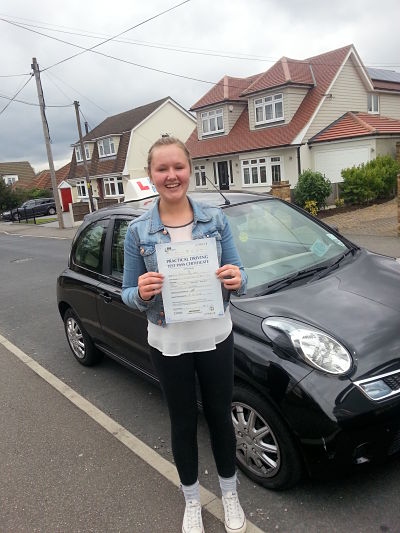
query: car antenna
204 175 230 205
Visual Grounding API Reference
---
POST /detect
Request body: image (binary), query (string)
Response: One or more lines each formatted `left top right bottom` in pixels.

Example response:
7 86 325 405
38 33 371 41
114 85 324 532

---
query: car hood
233 250 400 380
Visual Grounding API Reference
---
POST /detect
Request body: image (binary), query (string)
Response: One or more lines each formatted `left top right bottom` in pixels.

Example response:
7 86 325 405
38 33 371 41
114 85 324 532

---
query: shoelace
224 493 242 520
185 500 202 529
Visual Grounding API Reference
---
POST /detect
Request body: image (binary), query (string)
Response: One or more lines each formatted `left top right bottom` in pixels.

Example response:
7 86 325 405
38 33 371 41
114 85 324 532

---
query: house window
241 157 282 187
201 108 224 135
76 179 88 198
254 93 284 124
271 157 282 183
75 146 83 162
242 158 268 187
2 174 18 185
75 144 91 162
194 165 207 188
368 94 379 114
104 176 124 197
98 137 116 157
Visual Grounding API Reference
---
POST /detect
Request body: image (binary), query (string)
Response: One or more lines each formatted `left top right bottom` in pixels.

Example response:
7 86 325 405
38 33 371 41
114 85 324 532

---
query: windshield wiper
255 249 355 297
311 249 354 281
255 264 329 296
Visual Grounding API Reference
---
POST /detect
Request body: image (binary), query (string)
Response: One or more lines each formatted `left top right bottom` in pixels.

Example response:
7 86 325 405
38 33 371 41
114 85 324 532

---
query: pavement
0 339 230 533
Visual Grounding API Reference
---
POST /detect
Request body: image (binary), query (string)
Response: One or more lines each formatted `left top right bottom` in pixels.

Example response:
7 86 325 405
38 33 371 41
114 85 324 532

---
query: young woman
122 136 247 533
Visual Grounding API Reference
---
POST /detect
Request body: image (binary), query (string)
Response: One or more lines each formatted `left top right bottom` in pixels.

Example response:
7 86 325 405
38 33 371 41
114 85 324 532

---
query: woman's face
150 144 191 205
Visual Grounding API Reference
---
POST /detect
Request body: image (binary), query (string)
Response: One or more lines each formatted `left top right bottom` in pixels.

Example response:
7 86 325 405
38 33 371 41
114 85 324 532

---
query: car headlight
262 317 352 375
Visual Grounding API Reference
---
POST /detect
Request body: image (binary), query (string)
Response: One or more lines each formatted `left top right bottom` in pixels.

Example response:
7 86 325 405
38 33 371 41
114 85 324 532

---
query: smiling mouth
165 183 180 189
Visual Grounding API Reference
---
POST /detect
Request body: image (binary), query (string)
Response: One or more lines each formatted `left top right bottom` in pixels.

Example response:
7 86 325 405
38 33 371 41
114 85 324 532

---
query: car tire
232 383 303 490
12 212 20 221
64 308 103 366
48 207 56 215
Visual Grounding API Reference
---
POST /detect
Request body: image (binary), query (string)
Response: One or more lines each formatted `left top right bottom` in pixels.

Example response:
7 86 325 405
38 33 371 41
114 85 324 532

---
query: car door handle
98 290 112 303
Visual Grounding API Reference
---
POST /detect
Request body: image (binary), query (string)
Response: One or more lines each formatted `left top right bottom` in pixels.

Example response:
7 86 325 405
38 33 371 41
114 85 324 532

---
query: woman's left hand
216 264 242 291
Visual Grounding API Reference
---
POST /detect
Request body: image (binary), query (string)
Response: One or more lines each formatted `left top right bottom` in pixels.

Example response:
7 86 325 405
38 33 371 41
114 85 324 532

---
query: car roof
84 190 275 223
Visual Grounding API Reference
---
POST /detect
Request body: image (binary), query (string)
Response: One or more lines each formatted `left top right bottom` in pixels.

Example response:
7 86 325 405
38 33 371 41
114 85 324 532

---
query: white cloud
1 0 399 170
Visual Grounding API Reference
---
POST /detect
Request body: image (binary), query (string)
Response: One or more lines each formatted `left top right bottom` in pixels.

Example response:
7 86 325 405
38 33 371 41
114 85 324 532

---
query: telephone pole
31 58 64 229
74 101 95 212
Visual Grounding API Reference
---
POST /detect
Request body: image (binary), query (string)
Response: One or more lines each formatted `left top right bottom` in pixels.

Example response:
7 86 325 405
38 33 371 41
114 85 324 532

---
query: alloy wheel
66 317 86 359
232 401 281 479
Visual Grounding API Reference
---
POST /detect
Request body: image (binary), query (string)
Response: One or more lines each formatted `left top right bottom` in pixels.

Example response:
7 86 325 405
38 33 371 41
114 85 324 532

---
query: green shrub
293 169 332 210
341 155 399 205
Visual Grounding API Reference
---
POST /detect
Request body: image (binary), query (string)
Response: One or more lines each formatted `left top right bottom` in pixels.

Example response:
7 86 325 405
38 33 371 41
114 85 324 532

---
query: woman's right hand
138 271 164 301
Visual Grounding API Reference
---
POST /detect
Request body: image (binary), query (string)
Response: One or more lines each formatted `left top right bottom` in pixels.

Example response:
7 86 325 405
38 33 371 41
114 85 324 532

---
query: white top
147 221 232 356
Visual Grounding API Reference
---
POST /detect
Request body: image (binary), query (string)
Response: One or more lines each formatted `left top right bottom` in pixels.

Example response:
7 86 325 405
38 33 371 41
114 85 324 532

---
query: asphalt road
1 232 400 532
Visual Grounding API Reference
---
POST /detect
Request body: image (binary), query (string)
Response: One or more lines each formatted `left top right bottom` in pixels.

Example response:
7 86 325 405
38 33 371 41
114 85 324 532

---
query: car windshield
225 199 350 292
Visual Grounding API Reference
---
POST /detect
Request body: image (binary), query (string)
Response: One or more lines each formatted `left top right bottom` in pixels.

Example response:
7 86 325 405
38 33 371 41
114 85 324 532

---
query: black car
57 191 400 490
2 197 56 221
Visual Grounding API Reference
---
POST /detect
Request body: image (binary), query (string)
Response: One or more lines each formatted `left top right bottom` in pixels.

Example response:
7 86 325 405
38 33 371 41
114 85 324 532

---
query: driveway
320 198 398 237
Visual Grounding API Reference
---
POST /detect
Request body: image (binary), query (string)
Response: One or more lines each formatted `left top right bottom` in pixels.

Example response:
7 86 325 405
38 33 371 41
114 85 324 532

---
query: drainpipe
297 146 301 177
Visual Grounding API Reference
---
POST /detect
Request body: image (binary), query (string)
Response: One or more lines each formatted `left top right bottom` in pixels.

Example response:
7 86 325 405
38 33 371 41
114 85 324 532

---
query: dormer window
368 94 379 114
201 108 224 135
254 93 283 125
98 137 116 157
75 144 91 162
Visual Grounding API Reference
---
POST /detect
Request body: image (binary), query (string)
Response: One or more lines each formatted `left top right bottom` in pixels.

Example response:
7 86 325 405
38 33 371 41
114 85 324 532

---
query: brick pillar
270 180 291 202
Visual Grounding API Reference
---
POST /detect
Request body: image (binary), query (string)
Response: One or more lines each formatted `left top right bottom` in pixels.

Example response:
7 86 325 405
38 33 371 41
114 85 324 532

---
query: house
35 162 71 191
67 97 196 204
0 161 36 189
185 45 400 198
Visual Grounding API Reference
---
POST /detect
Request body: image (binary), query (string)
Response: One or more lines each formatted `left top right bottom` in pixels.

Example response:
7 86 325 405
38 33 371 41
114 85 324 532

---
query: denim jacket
121 196 247 327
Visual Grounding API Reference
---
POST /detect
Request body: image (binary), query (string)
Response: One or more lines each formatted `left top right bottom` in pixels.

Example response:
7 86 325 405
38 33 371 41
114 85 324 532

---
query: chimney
223 76 229 99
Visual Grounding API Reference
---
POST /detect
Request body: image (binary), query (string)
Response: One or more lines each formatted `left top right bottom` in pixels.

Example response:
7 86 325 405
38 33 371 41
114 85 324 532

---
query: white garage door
314 146 370 183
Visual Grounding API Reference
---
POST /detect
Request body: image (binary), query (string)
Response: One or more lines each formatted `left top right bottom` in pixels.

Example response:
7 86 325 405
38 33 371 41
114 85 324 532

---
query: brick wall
270 181 291 202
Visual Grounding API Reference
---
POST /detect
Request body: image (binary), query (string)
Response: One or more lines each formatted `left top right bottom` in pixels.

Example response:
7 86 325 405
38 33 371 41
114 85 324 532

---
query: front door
217 161 229 190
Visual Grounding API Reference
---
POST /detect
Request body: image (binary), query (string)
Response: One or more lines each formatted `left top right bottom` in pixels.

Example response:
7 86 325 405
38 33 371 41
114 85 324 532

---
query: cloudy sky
1 0 399 172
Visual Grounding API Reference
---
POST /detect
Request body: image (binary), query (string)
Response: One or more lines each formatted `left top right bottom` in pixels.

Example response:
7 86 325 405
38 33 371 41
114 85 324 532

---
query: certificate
155 238 224 323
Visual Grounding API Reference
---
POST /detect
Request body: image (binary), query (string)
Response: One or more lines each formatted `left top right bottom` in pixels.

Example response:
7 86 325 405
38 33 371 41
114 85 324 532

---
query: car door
67 218 109 344
96 216 153 375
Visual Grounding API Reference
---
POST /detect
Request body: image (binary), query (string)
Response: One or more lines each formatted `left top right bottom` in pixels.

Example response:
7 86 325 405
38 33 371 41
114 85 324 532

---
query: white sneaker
182 500 204 533
222 491 247 533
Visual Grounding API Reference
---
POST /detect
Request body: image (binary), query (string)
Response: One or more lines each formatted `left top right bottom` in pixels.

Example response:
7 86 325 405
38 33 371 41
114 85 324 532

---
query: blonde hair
147 136 193 177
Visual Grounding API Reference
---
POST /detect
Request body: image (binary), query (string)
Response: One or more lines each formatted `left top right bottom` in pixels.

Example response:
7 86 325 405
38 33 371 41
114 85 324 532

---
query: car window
111 219 130 279
73 220 108 273
225 199 348 290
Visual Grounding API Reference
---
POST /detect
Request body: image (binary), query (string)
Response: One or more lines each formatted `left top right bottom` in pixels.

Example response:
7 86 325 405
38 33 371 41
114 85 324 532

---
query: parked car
57 191 400 490
2 197 56 221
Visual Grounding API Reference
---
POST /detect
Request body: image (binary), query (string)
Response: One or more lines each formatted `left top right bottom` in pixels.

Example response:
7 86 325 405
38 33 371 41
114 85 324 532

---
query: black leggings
149 332 236 486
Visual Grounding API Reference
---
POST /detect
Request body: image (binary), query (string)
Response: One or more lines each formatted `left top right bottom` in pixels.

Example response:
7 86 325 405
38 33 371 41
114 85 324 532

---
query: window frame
254 93 284 125
194 165 207 189
103 176 124 197
98 137 117 158
367 93 379 114
2 174 18 185
201 108 224 136
76 179 88 198
241 156 283 187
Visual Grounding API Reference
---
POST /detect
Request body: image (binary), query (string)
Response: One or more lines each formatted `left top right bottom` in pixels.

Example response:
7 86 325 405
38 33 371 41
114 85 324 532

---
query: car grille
383 374 400 391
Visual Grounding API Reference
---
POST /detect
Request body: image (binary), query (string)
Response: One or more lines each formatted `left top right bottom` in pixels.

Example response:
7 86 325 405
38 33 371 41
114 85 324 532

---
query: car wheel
12 213 20 221
232 383 303 490
64 308 103 366
48 207 56 215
